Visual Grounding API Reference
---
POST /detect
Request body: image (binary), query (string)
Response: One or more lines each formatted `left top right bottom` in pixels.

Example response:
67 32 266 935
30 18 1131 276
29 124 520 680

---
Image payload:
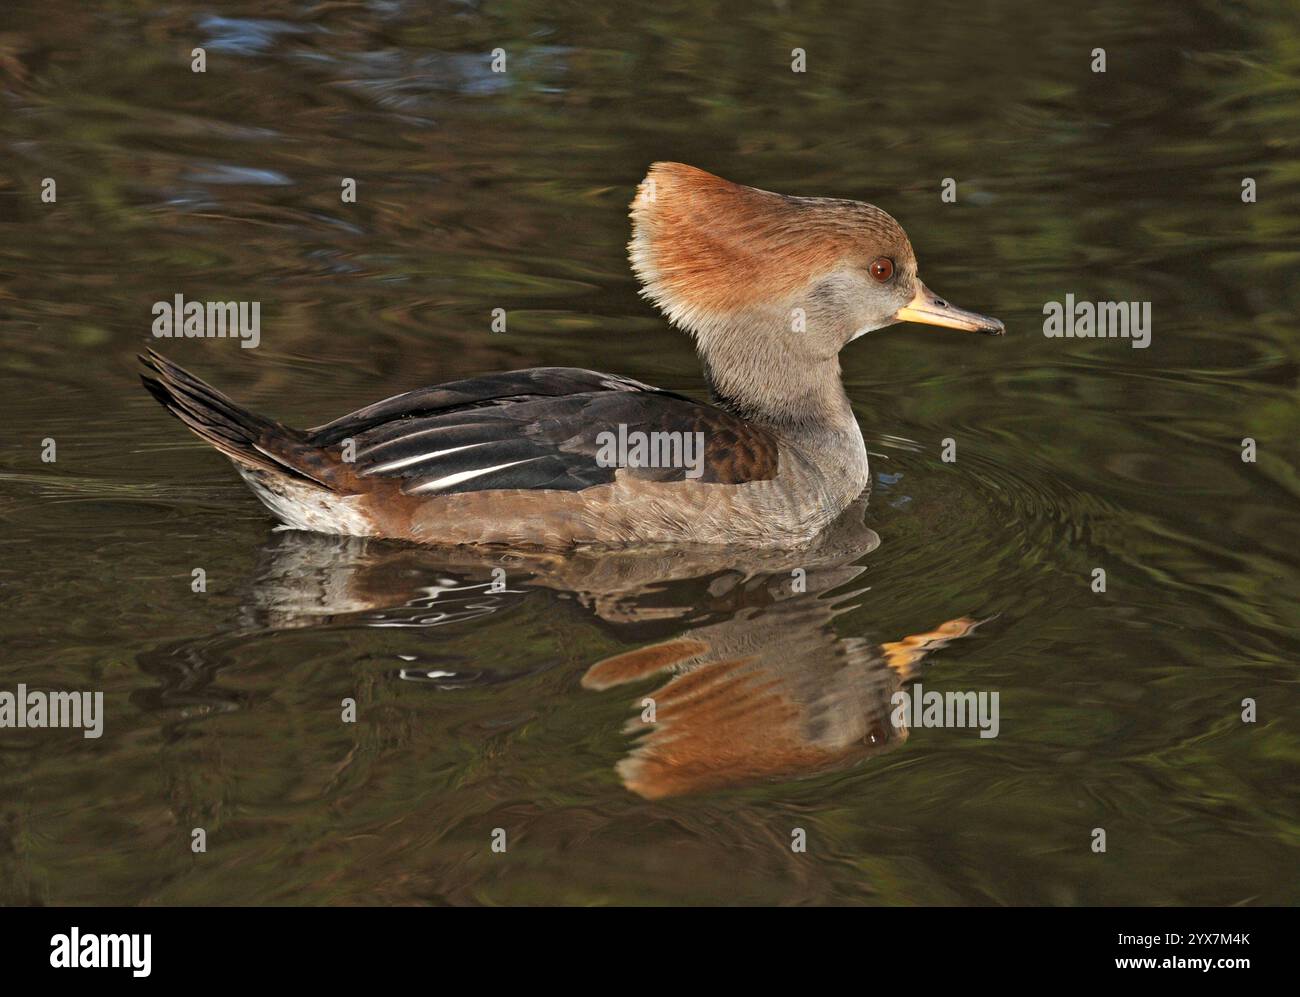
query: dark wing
306 367 779 495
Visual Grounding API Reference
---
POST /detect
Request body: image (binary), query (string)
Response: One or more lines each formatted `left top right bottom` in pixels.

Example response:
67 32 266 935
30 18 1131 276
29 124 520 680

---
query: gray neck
693 310 871 508
695 310 862 443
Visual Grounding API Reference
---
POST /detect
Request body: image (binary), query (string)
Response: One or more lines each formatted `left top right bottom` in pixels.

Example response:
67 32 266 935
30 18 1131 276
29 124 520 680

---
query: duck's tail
138 349 322 484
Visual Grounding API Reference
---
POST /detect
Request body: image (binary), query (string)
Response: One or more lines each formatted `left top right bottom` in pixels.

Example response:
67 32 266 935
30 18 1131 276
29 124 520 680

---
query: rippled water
1 1 1297 905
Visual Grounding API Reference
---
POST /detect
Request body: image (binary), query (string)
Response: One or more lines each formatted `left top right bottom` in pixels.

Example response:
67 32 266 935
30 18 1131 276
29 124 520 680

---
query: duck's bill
893 281 1005 336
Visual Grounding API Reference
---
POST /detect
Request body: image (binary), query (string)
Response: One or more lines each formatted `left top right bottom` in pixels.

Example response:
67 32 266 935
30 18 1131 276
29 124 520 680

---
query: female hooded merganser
142 162 1003 548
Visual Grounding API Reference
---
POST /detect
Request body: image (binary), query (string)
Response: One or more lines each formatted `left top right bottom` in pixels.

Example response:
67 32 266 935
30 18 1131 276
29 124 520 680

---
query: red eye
870 258 894 282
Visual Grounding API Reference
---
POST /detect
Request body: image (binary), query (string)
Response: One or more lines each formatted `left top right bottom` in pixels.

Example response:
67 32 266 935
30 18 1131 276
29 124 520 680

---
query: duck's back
141 352 825 548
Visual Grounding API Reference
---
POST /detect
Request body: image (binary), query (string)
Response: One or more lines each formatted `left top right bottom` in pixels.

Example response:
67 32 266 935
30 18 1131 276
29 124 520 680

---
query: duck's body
142 354 865 546
142 163 1002 549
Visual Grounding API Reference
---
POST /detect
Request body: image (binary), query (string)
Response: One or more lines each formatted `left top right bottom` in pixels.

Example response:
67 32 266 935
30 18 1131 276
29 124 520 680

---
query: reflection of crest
581 558 979 799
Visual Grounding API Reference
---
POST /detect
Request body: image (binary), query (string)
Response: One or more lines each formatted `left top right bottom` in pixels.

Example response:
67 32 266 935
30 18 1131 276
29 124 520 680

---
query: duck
141 162 1003 548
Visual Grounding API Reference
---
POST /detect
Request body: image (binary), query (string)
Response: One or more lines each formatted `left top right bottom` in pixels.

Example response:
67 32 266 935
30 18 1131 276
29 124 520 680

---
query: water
1 0 1297 905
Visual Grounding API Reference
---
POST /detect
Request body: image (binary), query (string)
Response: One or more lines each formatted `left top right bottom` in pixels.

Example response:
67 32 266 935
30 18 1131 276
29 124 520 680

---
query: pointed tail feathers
139 350 325 485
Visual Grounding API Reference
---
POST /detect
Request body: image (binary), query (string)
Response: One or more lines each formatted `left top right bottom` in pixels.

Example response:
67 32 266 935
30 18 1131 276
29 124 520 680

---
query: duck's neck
692 312 871 506
694 309 861 444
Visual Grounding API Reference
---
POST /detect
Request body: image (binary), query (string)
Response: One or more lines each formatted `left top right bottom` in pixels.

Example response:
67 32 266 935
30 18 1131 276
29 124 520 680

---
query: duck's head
629 163 1003 382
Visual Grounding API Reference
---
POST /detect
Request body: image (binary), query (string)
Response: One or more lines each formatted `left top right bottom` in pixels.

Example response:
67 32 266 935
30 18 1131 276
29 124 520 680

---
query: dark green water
1 0 1296 905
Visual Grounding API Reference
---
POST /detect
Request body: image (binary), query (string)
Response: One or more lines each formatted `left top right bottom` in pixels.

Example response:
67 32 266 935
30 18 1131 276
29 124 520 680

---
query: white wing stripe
356 424 477 459
364 441 494 475
406 457 543 494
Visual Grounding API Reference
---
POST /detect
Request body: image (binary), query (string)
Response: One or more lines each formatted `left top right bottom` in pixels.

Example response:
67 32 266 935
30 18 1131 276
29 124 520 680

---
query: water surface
0 0 1297 905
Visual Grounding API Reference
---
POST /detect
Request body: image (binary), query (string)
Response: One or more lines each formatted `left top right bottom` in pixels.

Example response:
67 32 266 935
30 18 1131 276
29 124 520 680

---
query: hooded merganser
141 162 1003 548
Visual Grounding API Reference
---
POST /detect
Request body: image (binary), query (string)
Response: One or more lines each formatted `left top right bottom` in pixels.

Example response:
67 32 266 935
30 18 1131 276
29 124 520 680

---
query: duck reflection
234 494 978 798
